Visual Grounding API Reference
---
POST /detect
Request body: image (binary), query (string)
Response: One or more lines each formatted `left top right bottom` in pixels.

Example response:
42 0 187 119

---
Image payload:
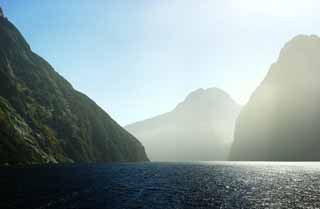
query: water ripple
2 162 320 209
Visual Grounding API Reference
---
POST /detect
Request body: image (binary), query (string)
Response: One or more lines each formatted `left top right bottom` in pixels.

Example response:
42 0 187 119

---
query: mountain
229 35 320 161
126 88 241 161
0 12 148 165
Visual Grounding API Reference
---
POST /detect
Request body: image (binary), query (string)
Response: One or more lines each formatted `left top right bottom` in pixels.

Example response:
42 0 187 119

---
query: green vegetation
0 17 148 165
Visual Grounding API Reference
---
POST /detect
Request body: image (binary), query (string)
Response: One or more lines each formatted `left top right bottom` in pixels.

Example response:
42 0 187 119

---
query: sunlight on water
2 162 320 209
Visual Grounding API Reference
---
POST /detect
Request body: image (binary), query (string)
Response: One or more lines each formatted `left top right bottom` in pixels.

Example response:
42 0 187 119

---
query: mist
230 35 320 161
126 88 241 161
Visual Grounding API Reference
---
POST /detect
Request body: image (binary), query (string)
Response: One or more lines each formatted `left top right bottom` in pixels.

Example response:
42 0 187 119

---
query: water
2 162 320 209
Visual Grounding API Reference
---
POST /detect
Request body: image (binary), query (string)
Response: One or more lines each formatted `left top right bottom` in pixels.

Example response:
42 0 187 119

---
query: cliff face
229 35 320 161
0 17 148 164
126 88 241 161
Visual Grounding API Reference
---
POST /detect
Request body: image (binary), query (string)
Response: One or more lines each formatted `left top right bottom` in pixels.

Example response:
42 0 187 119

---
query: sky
1 0 320 125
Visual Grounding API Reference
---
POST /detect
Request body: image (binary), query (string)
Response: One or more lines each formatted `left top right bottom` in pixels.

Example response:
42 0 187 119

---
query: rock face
229 35 320 161
126 88 241 161
0 7 3 18
0 16 148 164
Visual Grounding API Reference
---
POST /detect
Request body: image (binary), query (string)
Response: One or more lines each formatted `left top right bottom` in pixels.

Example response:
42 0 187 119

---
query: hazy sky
2 0 320 125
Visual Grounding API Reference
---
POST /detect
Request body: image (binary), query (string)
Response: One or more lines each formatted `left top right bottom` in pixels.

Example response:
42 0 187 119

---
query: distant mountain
0 12 148 165
230 35 320 161
126 88 241 161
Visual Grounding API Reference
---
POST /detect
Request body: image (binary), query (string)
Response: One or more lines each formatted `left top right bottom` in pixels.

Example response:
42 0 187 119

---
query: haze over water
2 2 320 209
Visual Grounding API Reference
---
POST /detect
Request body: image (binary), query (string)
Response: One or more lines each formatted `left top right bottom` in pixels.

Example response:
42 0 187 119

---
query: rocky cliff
229 35 320 161
0 15 148 164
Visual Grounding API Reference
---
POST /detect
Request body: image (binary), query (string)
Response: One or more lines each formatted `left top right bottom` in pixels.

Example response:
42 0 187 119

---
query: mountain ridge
0 14 148 165
126 87 241 161
229 34 320 161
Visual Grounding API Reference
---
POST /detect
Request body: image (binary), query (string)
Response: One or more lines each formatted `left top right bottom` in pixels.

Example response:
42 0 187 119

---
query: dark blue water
2 162 320 209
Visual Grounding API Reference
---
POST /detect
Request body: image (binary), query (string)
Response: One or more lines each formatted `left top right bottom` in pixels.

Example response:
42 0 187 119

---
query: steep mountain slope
230 35 320 161
126 88 241 161
0 14 148 164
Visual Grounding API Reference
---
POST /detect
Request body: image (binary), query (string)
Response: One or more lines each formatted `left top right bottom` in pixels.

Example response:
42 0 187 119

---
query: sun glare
232 0 318 17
